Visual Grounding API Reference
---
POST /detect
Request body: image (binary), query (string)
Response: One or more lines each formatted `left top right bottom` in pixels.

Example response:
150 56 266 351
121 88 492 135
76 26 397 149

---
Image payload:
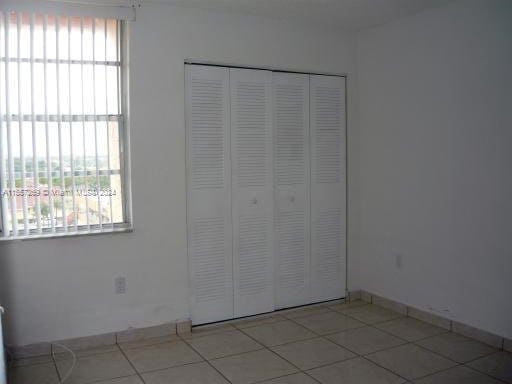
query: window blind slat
0 14 8 237
30 12 42 233
92 18 103 230
80 17 90 230
105 19 113 228
5 12 18 237
56 16 67 232
17 13 29 235
68 17 77 231
43 14 56 233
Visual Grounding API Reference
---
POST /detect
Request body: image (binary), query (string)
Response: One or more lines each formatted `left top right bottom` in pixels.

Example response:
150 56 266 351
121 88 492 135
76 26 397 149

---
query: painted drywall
355 0 512 338
0 3 357 346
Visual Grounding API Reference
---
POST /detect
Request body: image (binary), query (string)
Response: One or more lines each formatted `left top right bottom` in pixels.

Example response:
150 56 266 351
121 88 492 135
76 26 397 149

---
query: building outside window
0 11 131 239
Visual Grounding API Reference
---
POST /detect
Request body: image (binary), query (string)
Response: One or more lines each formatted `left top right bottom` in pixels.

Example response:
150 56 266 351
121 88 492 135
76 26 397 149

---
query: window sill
0 225 133 242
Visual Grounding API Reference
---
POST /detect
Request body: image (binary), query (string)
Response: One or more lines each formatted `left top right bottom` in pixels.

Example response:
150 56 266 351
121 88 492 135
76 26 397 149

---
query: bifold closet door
230 68 275 318
273 73 311 309
310 75 347 302
186 65 233 324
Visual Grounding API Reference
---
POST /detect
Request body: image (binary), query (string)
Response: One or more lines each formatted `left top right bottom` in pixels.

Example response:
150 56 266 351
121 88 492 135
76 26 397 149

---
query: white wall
355 0 512 338
0 3 357 346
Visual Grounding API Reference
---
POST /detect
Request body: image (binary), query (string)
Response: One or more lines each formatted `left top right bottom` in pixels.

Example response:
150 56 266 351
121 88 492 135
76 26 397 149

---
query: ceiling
147 0 452 31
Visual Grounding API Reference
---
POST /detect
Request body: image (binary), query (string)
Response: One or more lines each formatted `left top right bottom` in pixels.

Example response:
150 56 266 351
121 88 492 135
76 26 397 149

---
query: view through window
0 11 128 238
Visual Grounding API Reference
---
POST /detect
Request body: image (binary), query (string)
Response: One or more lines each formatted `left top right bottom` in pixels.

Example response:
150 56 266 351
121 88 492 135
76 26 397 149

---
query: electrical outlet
115 277 126 294
395 253 403 269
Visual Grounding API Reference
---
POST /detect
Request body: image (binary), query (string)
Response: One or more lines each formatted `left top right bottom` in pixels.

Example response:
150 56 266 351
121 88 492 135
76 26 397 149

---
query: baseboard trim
356 290 507 349
8 320 180 359
8 291 508 358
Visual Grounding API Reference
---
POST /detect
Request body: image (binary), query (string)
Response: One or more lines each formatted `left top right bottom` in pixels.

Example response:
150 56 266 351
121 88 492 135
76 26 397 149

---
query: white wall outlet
115 277 126 294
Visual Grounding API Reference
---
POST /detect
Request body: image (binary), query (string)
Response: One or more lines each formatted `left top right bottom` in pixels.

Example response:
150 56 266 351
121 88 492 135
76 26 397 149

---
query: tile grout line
232 318 291 331
363 292 507 351
77 373 143 384
346 314 507 384
369 321 504 371
112 359 217 379
367 322 442 344
178 333 236 384
117 336 182 352
360 319 507 383
231 311 431 384
405 355 506 384
180 341 265 362
116 342 148 384
293 321 412 383
235 322 324 383
463 362 511 384
49 344 63 384
317 303 506 383
251 372 315 384
358 354 412 383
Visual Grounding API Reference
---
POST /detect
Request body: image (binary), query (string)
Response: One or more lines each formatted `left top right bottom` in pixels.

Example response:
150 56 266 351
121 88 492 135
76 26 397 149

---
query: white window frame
0 11 132 241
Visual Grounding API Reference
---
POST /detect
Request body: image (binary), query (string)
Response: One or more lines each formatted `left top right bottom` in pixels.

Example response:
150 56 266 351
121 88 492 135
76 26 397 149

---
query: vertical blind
0 11 126 238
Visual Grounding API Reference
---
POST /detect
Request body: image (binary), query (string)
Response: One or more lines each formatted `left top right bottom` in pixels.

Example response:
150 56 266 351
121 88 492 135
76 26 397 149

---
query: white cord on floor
51 343 76 384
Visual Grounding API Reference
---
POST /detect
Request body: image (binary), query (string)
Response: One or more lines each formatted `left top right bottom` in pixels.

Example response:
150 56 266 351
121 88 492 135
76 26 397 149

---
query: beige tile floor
7 301 512 384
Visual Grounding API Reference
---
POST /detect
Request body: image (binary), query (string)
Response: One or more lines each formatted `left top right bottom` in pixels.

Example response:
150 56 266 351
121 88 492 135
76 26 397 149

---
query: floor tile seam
117 339 179 352
371 326 450 345
324 335 410 357
365 323 414 343
251 371 321 384
363 343 505 383
117 341 148 384
192 344 266 361
49 344 64 384
362 335 466 367
233 326 304 369
183 328 240 341
326 303 371 315
359 354 417 383
360 334 506 381
54 345 123 361
75 373 142 384
308 322 369 338
236 326 368 381
373 316 446 329
411 335 500 363
233 325 311 379
7 358 57 369
338 309 404 327
277 315 324 337
462 363 511 384
402 363 463 383
411 338 495 366
178 333 235 384
232 318 291 331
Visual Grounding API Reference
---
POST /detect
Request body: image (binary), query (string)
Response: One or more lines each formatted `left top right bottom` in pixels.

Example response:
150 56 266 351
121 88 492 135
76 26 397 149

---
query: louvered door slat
273 73 311 309
310 75 347 302
231 68 274 318
186 65 233 324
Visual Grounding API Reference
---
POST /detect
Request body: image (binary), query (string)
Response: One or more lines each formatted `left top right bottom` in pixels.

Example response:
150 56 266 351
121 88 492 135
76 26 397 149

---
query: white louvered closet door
310 75 347 302
230 68 275 318
186 65 233 324
273 73 311 309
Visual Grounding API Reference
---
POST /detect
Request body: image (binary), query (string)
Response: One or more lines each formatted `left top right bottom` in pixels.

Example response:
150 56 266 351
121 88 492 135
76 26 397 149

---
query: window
0 11 130 239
